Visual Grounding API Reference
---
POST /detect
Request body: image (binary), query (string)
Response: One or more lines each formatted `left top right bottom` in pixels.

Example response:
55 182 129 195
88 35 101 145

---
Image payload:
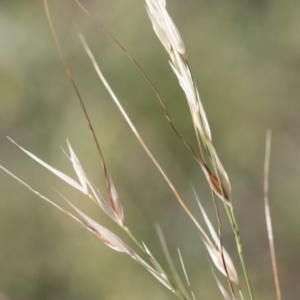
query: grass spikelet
194 189 239 286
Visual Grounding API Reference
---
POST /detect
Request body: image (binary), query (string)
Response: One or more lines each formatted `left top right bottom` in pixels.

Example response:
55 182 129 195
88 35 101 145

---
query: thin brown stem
43 0 116 208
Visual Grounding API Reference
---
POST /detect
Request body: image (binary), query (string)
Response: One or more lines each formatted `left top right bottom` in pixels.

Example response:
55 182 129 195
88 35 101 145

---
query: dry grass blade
264 130 281 300
8 138 88 194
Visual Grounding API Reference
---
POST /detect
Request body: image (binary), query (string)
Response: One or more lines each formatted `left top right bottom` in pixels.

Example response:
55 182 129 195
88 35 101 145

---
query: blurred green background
1 0 300 299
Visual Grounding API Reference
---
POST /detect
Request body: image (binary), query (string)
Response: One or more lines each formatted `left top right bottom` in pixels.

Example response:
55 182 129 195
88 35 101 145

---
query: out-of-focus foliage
1 0 300 299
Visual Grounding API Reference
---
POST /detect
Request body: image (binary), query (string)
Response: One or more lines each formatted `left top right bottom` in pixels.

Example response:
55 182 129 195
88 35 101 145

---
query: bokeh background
1 0 300 299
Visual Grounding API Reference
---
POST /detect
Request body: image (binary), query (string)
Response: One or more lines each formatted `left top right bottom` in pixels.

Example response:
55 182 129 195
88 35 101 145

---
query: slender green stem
124 226 145 251
239 288 246 300
228 206 255 300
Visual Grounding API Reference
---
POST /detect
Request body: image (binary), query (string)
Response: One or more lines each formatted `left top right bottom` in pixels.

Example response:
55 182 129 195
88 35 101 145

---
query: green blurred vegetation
1 0 300 299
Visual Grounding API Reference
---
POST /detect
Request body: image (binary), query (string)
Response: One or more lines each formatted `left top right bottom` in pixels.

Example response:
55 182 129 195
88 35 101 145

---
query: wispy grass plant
0 1 282 299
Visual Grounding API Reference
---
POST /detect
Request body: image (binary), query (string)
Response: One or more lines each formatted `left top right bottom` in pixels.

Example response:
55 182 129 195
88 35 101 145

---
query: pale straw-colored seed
108 179 125 226
146 0 185 55
67 199 131 254
203 240 239 285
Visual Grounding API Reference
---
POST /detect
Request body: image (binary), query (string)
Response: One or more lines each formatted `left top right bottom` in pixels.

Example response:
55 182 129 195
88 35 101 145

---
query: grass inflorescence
0 1 282 299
